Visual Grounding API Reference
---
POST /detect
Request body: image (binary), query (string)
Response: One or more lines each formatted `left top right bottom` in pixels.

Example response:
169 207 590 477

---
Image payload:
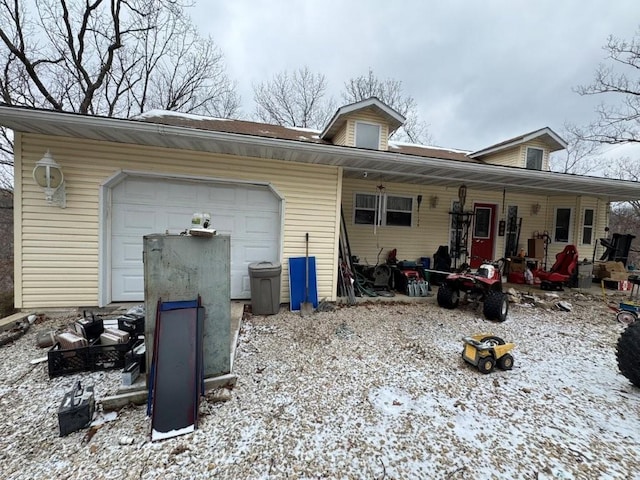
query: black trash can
248 262 282 315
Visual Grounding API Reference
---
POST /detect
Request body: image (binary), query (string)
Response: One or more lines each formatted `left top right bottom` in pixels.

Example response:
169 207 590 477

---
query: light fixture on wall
33 150 66 208
429 195 439 208
531 202 541 215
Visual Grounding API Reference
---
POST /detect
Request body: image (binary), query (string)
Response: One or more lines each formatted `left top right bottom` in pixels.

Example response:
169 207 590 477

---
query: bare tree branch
0 0 240 184
342 68 432 144
574 29 640 144
549 127 602 174
253 66 334 128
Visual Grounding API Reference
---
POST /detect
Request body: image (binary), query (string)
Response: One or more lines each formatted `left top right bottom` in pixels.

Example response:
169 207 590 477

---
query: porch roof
1 104 638 201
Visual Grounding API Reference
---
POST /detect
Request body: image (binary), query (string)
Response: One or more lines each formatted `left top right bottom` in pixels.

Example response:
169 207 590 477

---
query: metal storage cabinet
143 234 230 378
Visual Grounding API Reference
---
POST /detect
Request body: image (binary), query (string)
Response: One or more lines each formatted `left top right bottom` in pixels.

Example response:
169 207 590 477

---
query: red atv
436 259 509 322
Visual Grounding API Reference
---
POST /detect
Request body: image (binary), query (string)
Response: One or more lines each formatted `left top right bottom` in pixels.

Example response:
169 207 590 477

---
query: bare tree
342 68 431 144
253 66 334 128
549 127 602 174
573 28 640 144
0 0 240 184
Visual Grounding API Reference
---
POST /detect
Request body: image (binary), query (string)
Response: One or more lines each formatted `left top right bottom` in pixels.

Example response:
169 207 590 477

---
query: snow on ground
1 291 639 479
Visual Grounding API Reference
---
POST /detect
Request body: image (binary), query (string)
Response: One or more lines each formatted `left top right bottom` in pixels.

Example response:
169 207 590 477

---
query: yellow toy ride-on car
462 334 515 374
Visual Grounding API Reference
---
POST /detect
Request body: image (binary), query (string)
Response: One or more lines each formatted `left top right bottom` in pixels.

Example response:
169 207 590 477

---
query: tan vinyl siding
332 126 347 146
344 111 390 150
483 140 550 170
342 178 607 268
17 134 341 308
482 146 520 167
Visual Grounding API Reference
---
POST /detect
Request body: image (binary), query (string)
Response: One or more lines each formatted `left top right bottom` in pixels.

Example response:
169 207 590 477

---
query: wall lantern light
33 150 66 208
429 195 439 208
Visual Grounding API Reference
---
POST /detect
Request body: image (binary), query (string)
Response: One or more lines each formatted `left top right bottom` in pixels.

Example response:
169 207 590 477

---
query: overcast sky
190 0 639 156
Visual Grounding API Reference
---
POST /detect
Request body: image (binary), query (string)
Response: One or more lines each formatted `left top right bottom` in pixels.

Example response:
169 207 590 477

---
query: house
1 97 639 309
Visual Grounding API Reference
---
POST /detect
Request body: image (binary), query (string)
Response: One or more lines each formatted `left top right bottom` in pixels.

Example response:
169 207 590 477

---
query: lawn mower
437 258 509 322
461 334 515 374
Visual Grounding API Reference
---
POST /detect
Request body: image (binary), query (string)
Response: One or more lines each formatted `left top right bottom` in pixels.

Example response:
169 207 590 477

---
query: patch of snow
389 140 472 154
132 109 231 122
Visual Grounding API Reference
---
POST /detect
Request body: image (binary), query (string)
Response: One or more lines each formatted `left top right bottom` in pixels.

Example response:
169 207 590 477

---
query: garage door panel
114 177 162 202
112 238 143 266
111 177 280 301
208 184 238 203
246 214 278 234
112 206 158 233
211 213 237 235
246 188 278 208
165 182 200 202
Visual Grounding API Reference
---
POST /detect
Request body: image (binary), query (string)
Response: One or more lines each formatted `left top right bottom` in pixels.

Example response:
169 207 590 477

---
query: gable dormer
320 97 405 151
468 127 566 170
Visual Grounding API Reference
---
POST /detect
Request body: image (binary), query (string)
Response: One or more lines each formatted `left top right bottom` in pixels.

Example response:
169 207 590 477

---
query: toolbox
58 381 95 436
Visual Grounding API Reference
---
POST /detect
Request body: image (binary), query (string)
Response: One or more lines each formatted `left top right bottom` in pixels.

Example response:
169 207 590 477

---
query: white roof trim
469 127 567 158
320 97 405 139
0 105 637 201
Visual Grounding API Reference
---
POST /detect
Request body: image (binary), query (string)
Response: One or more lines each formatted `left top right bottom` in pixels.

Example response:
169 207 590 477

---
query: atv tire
616 321 640 388
483 291 508 322
437 285 460 309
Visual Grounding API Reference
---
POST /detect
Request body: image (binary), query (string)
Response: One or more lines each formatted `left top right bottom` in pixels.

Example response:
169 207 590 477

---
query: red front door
470 203 497 268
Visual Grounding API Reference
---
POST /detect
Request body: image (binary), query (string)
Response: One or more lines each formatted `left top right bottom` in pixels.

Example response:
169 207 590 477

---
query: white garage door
111 176 281 301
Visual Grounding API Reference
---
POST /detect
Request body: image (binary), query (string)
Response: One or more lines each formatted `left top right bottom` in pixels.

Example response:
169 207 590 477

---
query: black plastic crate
47 343 91 378
89 340 135 371
48 338 137 378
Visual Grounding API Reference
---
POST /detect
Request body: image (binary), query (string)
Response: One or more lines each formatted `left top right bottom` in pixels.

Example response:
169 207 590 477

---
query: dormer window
355 122 381 149
526 147 544 170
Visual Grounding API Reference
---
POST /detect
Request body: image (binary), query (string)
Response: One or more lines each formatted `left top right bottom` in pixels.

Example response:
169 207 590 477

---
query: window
354 193 377 224
355 122 381 149
526 147 543 170
354 193 412 227
554 207 572 243
582 208 594 245
385 196 413 226
474 207 492 238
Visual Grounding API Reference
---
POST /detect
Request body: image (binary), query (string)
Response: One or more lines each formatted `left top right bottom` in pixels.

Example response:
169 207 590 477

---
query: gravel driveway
1 290 639 479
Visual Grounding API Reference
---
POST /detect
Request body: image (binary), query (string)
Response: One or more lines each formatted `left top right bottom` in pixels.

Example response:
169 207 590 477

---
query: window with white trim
553 207 573 243
582 208 594 245
354 193 413 227
526 147 544 170
355 122 381 149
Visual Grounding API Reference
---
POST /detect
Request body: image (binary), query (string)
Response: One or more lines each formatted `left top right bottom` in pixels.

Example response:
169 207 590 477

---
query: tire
497 353 514 370
480 336 506 347
437 285 460 309
483 291 509 322
477 355 495 374
617 311 638 326
616 321 640 388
